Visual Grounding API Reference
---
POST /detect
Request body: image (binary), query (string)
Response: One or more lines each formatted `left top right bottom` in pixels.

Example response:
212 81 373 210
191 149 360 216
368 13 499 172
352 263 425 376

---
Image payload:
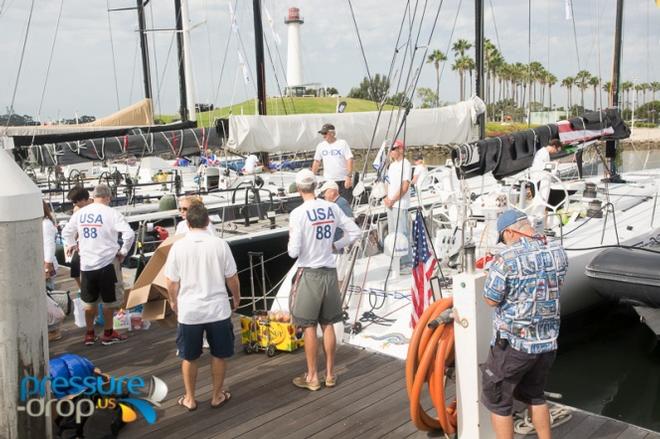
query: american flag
410 210 436 328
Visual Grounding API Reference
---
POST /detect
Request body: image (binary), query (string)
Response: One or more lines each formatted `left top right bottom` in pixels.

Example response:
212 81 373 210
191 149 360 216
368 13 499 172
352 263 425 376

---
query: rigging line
265 0 296 112
347 0 377 98
4 0 35 129
212 0 236 107
357 0 415 179
156 28 177 109
0 0 16 19
486 0 501 53
438 0 462 83
233 1 258 95
128 35 140 104
148 0 163 118
263 29 289 115
204 0 216 110
569 0 581 72
106 0 121 111
34 0 64 133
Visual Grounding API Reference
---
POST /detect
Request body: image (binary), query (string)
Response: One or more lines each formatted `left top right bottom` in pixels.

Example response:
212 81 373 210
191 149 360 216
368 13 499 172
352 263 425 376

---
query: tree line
348 38 660 124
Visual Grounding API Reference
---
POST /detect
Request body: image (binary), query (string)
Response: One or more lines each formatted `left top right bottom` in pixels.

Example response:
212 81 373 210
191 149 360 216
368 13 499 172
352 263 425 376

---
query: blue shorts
176 318 235 361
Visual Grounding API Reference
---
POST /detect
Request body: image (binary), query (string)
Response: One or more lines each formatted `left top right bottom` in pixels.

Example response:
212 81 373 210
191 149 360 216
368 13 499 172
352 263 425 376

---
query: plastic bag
73 298 87 328
47 295 65 328
113 310 131 331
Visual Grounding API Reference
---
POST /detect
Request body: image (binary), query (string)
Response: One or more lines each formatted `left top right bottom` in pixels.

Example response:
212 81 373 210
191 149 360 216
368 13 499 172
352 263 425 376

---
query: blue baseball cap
496 209 528 243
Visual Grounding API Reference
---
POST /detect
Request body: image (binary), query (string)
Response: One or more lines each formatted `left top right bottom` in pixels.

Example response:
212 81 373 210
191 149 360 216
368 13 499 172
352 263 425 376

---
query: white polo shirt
386 158 412 210
175 220 214 236
165 231 237 325
288 198 361 268
62 202 135 271
42 218 59 272
314 139 354 181
531 147 551 171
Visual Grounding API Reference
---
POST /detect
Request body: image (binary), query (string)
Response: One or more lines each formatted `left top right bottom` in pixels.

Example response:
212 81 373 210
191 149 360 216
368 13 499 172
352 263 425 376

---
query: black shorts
481 343 556 416
70 252 81 278
176 318 235 361
80 263 117 306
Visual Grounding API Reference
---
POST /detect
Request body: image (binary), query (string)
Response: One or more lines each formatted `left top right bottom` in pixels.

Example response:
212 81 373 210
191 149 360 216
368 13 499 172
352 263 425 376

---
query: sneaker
203 337 210 349
100 331 128 346
292 374 321 391
84 332 97 346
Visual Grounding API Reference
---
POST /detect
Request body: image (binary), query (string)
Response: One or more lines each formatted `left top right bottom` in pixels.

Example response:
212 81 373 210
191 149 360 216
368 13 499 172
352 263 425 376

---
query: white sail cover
227 97 485 153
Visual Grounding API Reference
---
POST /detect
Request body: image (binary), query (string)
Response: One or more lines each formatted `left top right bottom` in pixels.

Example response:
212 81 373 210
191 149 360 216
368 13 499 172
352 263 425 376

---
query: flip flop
211 390 232 409
177 396 197 412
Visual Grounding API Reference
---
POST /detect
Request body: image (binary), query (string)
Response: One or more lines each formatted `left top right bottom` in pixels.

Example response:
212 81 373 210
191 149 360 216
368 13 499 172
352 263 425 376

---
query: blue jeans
387 207 412 266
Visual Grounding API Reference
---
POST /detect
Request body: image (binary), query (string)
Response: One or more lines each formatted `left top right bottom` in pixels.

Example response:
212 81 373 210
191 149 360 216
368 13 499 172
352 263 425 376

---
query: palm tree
589 76 600 110
574 70 592 111
452 56 474 101
426 49 447 107
561 76 574 112
452 39 472 58
634 83 645 110
546 73 557 110
602 81 612 106
651 81 660 103
621 81 634 111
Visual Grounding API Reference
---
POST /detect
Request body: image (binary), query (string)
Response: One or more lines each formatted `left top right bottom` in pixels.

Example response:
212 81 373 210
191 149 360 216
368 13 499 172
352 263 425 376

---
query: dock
49 273 660 439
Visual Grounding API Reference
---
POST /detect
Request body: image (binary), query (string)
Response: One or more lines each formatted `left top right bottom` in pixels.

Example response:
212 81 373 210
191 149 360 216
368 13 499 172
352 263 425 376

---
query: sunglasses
179 207 188 212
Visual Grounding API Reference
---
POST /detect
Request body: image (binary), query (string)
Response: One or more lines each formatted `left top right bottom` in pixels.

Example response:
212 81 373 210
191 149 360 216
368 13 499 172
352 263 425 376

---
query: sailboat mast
136 0 153 103
252 0 269 164
475 0 485 140
252 0 267 116
174 0 197 123
605 0 624 177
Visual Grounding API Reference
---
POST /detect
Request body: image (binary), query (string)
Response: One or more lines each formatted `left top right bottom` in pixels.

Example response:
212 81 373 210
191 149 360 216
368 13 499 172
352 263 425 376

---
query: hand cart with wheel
240 252 303 356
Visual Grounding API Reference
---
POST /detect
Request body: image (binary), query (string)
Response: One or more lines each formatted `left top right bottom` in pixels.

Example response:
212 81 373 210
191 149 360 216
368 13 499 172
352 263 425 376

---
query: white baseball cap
319 180 339 193
295 169 316 185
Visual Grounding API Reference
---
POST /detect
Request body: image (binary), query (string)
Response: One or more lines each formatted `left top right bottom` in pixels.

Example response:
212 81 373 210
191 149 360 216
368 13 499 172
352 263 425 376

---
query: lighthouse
285 7 304 90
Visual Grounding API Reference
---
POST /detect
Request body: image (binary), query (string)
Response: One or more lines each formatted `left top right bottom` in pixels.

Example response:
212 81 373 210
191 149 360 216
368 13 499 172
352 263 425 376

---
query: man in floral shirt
481 209 568 439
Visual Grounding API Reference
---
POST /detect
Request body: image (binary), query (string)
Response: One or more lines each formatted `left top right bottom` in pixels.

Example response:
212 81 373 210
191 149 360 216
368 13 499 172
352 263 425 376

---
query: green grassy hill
158 97 395 126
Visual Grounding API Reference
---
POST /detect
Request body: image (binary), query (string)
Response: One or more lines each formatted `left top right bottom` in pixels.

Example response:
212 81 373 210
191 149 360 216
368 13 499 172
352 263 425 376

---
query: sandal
211 390 232 409
292 374 321 391
324 375 337 388
177 396 197 412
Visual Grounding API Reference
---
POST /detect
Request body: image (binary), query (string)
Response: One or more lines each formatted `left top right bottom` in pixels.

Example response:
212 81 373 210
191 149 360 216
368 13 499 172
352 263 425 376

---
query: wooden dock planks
48 270 660 439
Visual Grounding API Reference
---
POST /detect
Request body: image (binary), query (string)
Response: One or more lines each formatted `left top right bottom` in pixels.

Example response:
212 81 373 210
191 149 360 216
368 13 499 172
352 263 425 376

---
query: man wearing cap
288 169 361 391
411 154 428 189
481 209 568 439
312 124 354 203
62 184 135 346
319 180 353 244
384 139 413 268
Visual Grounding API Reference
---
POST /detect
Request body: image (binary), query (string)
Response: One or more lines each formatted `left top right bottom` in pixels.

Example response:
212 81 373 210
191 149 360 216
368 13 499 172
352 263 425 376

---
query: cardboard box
126 235 183 327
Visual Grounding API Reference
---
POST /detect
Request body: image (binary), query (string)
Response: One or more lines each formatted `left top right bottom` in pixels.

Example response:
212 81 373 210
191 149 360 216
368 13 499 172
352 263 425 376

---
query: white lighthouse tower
285 7 304 91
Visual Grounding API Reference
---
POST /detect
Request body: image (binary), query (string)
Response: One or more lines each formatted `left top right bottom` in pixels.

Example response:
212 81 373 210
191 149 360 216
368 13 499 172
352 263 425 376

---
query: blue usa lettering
305 207 336 222
79 213 104 224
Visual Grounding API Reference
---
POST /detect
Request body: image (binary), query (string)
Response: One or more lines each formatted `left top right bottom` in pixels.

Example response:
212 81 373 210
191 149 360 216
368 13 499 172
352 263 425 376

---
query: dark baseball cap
318 123 335 134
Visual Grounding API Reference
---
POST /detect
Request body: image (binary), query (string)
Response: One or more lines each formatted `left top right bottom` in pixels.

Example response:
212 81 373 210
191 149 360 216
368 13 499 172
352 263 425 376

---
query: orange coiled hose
405 297 457 434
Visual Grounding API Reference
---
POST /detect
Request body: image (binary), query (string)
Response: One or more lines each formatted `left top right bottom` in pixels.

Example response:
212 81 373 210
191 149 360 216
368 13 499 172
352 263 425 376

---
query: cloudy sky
1 0 658 120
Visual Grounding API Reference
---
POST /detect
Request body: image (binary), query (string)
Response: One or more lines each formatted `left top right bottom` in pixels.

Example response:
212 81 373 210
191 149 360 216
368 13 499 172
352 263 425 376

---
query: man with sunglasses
312 123 354 203
480 209 568 439
175 196 214 236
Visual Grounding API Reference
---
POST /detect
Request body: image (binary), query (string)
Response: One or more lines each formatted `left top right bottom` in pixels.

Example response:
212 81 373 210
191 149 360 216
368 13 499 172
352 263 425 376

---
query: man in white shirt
62 184 135 346
411 154 429 190
531 139 562 172
312 123 355 203
288 169 361 391
242 154 261 174
384 140 413 268
165 203 240 411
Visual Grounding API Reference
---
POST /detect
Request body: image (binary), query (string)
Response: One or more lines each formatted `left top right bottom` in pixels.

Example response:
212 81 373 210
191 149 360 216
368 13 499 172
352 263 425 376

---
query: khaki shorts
80 259 125 310
289 267 343 327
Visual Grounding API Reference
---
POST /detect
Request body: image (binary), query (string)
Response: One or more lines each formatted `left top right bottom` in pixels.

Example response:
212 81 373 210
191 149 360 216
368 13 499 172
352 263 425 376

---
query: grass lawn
158 97 396 127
